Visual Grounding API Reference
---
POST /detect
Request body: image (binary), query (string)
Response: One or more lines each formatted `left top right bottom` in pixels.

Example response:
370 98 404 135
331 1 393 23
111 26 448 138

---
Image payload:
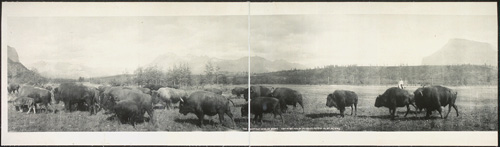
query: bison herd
8 82 460 129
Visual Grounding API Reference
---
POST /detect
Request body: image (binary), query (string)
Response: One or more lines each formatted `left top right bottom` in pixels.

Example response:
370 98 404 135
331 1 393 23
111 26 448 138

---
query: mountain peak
422 38 497 66
8 46 20 63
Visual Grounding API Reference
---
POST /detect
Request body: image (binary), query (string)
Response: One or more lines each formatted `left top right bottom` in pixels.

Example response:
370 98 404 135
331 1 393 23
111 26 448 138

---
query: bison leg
350 105 354 116
453 105 459 117
298 101 305 114
340 109 345 117
425 109 432 119
146 108 154 124
225 110 236 128
437 107 443 119
196 114 205 127
390 108 396 120
404 105 410 117
354 103 357 116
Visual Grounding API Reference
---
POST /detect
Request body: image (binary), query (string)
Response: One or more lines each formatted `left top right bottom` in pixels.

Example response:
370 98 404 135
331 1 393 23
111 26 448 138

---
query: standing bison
374 87 416 119
204 88 223 95
241 97 284 124
243 86 274 101
326 90 358 117
17 85 54 113
102 88 157 124
413 85 459 119
54 83 99 115
8 83 20 94
113 99 141 127
151 87 188 110
179 91 235 127
231 87 246 98
270 87 304 113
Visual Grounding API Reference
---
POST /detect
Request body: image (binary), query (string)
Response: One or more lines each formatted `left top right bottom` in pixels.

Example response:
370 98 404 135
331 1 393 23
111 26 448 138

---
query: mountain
148 53 306 74
8 46 20 62
7 46 46 84
27 61 110 79
422 38 497 66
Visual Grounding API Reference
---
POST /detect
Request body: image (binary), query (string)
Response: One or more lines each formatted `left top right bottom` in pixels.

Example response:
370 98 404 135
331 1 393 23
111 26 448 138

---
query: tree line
249 64 498 86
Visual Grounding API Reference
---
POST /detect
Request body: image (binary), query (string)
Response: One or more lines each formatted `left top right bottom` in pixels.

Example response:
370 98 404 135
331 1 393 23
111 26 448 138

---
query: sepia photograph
2 2 498 146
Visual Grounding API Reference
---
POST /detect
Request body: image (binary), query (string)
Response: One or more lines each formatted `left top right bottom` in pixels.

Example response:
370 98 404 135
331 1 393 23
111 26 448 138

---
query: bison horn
180 98 184 102
419 91 423 96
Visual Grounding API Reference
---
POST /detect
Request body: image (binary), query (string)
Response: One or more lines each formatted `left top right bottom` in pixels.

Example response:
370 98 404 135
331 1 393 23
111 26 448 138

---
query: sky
3 2 497 76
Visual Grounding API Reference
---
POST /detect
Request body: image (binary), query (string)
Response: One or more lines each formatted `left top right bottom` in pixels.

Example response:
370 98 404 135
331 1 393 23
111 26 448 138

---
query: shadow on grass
305 113 343 119
356 114 440 120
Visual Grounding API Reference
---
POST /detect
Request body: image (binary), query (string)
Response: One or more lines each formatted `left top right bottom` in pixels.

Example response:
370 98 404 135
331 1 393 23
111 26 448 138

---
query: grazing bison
101 87 158 122
8 83 20 94
243 86 274 101
326 90 358 117
113 99 142 127
413 85 459 119
13 96 36 114
231 87 246 98
151 87 188 110
54 83 99 115
374 87 416 119
270 87 304 113
241 97 284 124
179 91 235 127
204 88 223 95
17 85 54 113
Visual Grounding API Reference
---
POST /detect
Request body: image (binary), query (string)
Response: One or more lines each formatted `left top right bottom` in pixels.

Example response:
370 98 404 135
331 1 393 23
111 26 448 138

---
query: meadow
7 85 498 131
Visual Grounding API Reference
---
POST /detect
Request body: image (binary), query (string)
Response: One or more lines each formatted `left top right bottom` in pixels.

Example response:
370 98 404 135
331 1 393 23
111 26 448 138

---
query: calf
13 96 36 114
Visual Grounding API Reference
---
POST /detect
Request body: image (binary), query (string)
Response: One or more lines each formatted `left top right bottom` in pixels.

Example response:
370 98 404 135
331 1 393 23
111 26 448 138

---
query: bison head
326 94 337 108
374 95 385 107
178 100 192 115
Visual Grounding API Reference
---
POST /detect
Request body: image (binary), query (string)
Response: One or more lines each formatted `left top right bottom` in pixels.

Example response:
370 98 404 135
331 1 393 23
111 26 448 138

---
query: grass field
7 85 498 131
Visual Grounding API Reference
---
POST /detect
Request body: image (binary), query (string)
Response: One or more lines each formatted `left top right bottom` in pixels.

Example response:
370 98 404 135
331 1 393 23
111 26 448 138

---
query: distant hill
422 38 497 66
27 61 110 79
148 53 305 74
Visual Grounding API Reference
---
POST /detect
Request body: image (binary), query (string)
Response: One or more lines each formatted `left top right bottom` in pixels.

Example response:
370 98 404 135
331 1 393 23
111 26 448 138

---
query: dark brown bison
54 83 99 115
204 88 223 95
243 86 274 101
374 87 416 119
151 87 188 110
231 87 246 98
326 90 358 117
13 96 36 114
17 85 55 113
241 97 284 124
105 89 157 124
414 85 459 119
179 91 235 127
8 83 20 94
113 99 142 127
100 87 158 112
270 87 304 113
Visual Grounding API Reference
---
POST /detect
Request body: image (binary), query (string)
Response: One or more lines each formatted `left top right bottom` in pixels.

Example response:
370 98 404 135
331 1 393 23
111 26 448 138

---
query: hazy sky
4 2 497 76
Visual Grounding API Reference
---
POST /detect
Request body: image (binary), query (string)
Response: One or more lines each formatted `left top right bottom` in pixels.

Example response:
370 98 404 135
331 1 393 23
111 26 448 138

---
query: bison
243 86 274 101
326 90 358 117
113 99 142 127
54 83 99 115
13 96 36 114
241 97 284 124
8 83 20 94
105 89 157 124
413 85 459 119
179 91 235 127
374 87 416 119
270 87 304 113
231 87 246 98
151 87 188 110
204 88 223 95
17 85 55 113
